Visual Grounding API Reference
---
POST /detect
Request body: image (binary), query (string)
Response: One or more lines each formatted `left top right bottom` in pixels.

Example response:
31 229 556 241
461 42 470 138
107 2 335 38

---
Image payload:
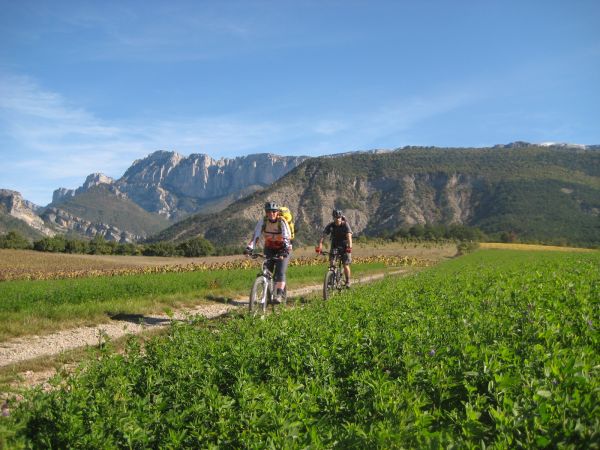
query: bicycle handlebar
317 250 341 256
249 252 286 260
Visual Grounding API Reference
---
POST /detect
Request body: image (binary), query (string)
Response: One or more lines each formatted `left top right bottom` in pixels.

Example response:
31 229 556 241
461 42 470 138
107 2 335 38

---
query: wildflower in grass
429 348 436 356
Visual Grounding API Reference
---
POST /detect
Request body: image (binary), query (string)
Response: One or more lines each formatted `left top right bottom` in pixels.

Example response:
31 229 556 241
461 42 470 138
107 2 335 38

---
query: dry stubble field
0 242 458 281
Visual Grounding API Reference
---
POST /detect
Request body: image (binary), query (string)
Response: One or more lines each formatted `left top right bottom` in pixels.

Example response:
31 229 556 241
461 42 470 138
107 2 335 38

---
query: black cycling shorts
264 247 291 283
330 247 351 266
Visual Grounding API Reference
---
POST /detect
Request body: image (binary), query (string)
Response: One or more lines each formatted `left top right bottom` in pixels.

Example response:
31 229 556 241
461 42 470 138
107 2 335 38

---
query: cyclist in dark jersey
315 209 353 288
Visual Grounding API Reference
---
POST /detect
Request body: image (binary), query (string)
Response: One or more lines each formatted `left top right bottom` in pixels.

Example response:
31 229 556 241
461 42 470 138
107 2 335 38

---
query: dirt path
0 271 404 372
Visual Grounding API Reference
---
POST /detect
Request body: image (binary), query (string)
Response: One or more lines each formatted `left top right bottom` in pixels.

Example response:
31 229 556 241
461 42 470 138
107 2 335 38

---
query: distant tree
392 227 410 240
409 224 425 239
33 236 66 253
500 231 518 243
423 224 440 240
65 239 89 254
177 237 214 257
447 224 485 241
0 231 31 249
89 235 112 255
212 244 245 256
115 243 141 256
142 242 181 257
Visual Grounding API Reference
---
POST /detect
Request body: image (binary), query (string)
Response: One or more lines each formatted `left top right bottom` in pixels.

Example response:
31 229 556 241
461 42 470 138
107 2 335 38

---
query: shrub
142 241 181 257
33 236 66 253
0 231 31 249
177 237 214 257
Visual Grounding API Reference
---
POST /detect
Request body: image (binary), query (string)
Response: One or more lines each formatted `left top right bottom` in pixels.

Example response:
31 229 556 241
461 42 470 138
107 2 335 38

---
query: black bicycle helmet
332 209 343 219
264 201 279 212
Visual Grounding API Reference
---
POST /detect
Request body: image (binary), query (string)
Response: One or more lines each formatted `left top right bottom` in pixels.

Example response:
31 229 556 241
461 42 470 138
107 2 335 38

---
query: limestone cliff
53 151 308 219
0 190 55 236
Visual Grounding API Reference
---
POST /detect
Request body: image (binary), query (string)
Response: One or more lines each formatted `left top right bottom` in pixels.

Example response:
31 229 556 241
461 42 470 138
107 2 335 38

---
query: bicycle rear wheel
323 270 336 300
249 276 268 315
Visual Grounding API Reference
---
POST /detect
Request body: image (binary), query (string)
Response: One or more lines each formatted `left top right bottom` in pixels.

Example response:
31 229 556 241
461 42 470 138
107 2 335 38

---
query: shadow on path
109 313 173 326
206 295 249 307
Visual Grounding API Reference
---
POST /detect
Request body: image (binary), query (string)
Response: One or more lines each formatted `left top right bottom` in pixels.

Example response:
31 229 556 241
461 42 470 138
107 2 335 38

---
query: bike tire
323 270 336 300
336 269 343 291
249 276 268 315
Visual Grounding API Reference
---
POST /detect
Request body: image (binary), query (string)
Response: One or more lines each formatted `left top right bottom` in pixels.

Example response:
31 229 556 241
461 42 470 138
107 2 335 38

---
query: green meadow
1 249 598 448
0 260 390 341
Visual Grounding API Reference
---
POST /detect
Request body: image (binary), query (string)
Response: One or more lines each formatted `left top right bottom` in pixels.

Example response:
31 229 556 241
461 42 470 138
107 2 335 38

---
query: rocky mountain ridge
2 151 308 242
152 144 600 247
3 143 599 245
52 151 309 220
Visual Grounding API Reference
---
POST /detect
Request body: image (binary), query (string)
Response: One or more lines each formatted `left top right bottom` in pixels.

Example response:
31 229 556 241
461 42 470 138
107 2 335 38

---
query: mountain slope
151 145 600 247
47 185 171 238
0 204 46 240
0 189 55 238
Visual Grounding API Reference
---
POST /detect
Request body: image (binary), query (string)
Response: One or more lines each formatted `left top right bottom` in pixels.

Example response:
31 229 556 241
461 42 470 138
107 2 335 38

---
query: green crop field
0 257 404 341
1 249 598 448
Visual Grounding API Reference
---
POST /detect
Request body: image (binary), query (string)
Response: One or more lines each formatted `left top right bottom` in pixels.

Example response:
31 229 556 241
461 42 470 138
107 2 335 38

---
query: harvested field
0 243 458 281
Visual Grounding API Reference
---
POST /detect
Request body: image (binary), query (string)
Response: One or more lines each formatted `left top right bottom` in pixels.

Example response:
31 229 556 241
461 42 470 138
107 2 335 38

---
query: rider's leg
273 252 290 303
343 264 351 285
342 252 352 287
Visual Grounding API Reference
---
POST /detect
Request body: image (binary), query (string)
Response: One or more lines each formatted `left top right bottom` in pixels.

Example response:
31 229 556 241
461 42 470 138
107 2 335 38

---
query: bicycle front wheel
249 276 268 315
323 270 336 300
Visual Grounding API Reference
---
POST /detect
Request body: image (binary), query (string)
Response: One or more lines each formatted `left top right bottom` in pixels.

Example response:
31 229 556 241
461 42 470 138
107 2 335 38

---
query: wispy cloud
0 73 305 204
0 72 479 204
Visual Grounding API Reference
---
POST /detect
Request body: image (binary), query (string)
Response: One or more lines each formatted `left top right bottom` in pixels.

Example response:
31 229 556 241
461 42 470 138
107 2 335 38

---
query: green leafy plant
2 249 598 448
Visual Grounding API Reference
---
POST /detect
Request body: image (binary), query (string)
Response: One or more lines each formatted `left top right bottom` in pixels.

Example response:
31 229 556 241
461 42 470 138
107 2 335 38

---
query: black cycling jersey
323 220 352 248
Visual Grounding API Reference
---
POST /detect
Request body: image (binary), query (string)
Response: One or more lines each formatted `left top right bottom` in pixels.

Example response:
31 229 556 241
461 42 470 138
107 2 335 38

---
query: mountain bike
248 252 287 315
320 249 345 300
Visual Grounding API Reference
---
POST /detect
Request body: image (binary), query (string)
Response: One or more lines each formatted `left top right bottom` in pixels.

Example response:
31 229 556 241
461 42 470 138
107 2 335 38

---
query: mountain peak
83 173 115 189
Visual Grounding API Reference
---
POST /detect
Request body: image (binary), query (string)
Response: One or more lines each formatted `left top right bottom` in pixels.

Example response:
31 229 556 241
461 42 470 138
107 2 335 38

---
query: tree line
1 220 593 258
0 231 242 257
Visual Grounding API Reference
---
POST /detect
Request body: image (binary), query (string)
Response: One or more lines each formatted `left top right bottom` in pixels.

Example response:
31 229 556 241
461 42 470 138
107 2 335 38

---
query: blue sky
1 0 599 206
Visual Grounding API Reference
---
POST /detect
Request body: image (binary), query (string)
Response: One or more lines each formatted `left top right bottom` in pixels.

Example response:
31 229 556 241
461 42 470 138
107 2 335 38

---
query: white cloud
0 71 482 205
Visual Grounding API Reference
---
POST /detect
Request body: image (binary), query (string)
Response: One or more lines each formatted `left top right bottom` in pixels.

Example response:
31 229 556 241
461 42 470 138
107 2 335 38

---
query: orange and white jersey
249 216 291 251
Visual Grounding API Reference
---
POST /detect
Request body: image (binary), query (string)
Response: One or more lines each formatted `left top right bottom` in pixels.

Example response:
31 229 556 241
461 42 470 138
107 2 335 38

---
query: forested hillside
152 145 600 247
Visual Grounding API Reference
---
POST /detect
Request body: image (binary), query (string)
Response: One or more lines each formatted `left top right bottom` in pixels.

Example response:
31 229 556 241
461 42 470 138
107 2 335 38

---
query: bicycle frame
248 252 286 315
320 249 344 300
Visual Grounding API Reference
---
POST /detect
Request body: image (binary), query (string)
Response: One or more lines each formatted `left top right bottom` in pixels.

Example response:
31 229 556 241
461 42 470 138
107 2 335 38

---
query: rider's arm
279 219 292 253
317 233 326 246
322 223 333 243
247 217 264 249
316 223 331 251
345 222 353 251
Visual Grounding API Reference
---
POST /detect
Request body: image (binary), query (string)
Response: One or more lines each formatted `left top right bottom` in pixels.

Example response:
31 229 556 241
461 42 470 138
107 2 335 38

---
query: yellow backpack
263 206 295 241
278 206 295 241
